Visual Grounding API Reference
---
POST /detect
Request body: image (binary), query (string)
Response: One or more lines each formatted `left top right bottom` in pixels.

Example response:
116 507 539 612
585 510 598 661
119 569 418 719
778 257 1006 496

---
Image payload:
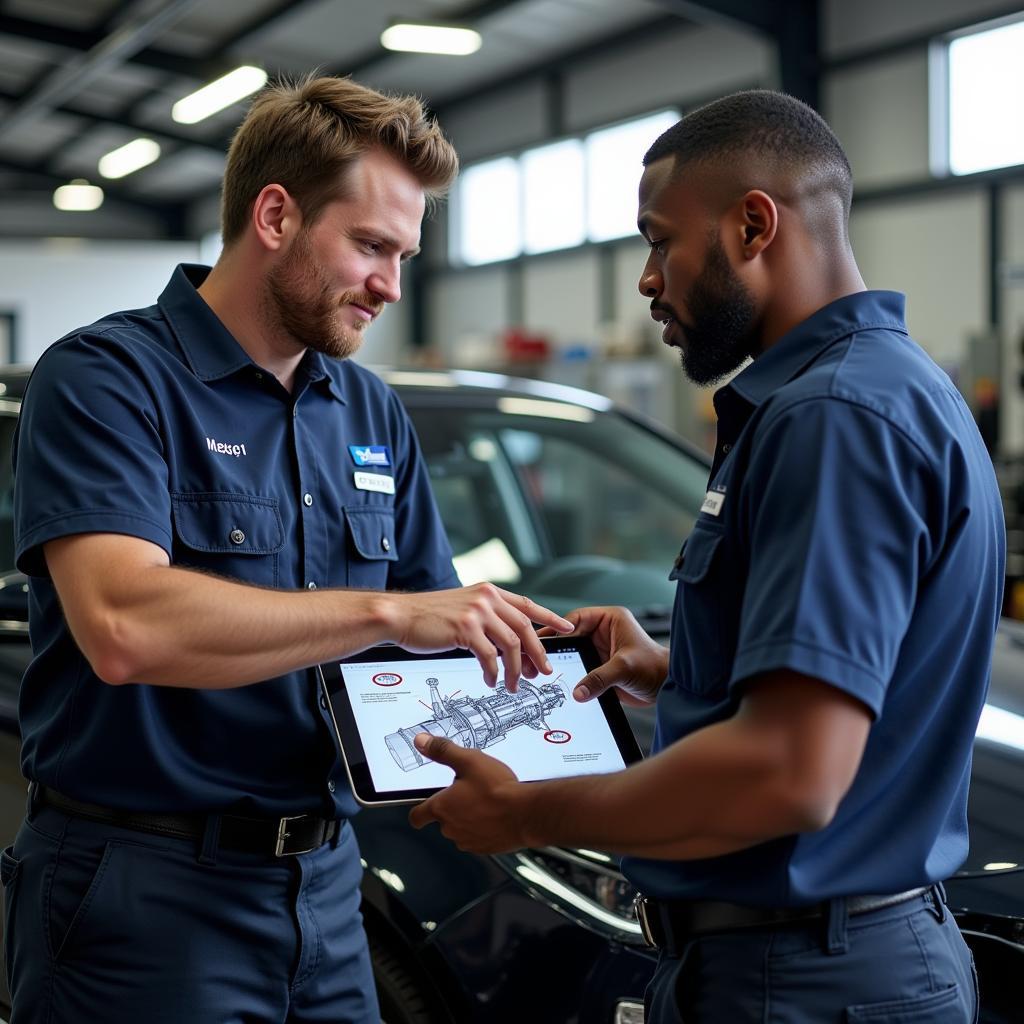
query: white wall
563 23 775 130
821 0 1024 449
427 267 509 365
850 191 987 368
0 240 199 362
824 52 931 188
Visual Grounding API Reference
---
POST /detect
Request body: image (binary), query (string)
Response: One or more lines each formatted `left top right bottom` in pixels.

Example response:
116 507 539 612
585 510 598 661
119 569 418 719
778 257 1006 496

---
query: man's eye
361 240 382 254
649 239 667 255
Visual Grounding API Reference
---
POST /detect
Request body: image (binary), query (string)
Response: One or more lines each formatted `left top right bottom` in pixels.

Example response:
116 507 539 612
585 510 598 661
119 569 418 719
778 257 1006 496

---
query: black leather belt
33 784 339 858
635 886 932 952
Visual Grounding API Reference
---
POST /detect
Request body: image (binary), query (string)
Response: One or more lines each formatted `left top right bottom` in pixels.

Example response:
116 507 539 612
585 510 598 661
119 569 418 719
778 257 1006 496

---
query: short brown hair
220 75 459 245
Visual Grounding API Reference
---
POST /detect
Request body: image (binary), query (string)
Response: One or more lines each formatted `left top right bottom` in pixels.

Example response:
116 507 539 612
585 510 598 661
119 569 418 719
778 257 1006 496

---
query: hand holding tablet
319 636 642 807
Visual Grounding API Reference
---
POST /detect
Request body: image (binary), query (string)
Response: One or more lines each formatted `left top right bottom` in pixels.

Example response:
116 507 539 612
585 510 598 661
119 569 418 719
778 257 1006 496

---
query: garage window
450 109 678 266
586 110 679 242
452 157 522 266
932 13 1024 176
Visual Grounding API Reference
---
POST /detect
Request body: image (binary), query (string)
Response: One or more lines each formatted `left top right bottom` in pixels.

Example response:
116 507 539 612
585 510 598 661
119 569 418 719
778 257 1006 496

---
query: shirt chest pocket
344 506 398 590
668 523 731 697
171 492 284 587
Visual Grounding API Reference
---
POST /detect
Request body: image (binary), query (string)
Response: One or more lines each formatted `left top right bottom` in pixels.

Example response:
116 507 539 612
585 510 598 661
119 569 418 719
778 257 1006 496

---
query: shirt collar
720 290 908 413
158 263 345 401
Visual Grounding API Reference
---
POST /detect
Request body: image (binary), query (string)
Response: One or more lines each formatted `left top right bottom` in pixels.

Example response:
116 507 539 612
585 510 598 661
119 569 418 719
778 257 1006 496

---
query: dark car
1 366 1022 1023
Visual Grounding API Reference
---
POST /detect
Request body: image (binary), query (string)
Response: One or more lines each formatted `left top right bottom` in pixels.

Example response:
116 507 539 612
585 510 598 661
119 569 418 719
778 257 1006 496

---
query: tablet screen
320 637 642 806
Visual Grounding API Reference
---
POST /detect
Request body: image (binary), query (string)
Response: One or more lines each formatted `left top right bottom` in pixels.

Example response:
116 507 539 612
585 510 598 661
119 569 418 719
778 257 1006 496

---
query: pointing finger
414 732 472 771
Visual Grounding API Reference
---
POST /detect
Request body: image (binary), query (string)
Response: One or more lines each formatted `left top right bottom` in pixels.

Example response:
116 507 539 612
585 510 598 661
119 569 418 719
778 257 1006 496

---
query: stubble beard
265 232 366 361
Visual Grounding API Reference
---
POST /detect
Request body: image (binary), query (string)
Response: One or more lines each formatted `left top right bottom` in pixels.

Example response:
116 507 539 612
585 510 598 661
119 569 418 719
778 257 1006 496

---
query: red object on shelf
502 327 550 362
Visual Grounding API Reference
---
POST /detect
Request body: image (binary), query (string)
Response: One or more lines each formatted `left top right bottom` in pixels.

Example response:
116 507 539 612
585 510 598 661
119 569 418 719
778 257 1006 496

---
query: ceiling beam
0 0 327 162
650 0 819 108
432 14 684 115
0 153 187 231
0 12 220 79
0 87 226 153
647 0 776 35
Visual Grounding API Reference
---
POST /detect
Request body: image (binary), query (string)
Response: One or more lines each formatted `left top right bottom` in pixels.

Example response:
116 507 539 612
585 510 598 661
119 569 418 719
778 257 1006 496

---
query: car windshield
406 398 710 625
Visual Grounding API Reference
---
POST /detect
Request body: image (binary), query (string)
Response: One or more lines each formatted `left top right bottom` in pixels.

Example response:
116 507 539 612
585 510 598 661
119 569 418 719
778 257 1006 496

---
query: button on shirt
13 264 459 819
622 291 1006 905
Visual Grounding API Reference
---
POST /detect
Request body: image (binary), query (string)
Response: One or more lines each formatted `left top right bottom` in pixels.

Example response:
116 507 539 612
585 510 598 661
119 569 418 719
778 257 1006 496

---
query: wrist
511 781 545 849
649 643 670 689
366 591 402 644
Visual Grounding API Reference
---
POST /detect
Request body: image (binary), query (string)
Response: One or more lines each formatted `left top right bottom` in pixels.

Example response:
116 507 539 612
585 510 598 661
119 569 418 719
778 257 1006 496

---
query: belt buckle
633 894 658 948
275 814 318 857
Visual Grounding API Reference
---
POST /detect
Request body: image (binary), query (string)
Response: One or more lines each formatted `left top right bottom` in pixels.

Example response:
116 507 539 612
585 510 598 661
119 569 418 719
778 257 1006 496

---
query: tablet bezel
318 635 643 807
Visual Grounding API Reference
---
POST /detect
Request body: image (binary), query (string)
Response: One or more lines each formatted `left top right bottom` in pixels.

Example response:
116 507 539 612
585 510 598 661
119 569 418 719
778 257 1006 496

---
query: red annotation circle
372 672 403 687
543 729 571 744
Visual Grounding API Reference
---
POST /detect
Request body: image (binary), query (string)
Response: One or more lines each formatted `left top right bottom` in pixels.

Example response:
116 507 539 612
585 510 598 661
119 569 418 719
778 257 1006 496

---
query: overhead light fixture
380 22 481 56
53 179 104 212
172 65 268 125
98 138 161 179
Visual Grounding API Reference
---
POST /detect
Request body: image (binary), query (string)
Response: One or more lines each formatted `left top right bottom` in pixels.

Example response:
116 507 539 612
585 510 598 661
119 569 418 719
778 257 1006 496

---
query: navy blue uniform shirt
13 264 459 819
622 291 1005 904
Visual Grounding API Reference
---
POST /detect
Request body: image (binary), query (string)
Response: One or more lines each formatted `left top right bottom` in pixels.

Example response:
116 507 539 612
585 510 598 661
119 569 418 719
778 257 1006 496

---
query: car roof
0 362 712 463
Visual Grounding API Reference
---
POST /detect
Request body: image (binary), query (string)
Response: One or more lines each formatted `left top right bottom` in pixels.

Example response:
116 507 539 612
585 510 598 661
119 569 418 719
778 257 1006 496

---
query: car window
408 401 709 619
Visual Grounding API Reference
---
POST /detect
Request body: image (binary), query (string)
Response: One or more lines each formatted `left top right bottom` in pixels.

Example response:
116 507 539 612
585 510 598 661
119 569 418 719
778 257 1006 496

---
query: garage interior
1 1 1024 1022
2 0 1023 608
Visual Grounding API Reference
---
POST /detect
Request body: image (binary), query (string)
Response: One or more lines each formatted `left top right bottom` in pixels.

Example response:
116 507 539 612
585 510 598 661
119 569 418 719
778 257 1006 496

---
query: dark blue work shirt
622 291 1006 905
13 264 459 819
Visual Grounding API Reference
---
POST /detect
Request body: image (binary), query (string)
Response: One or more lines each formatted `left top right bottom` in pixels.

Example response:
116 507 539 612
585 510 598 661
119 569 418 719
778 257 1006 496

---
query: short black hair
644 90 853 217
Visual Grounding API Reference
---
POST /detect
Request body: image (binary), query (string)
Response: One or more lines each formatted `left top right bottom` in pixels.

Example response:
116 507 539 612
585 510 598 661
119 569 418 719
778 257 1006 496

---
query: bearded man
409 90 1004 1024
5 75 571 1024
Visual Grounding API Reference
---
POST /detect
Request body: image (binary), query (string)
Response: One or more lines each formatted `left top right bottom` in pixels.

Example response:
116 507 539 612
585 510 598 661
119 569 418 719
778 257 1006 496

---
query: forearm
77 562 398 688
518 716 822 859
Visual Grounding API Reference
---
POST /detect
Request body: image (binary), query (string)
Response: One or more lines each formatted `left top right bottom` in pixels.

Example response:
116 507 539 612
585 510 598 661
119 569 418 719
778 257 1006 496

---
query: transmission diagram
385 675 567 771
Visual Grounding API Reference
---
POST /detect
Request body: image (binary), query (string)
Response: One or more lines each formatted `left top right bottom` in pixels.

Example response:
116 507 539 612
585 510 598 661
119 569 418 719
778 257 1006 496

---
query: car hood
958 618 1024 879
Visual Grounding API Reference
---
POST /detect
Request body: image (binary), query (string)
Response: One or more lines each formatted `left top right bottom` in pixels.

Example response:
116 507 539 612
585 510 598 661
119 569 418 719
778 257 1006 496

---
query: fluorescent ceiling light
172 66 268 125
98 138 161 179
381 23 481 55
53 179 104 211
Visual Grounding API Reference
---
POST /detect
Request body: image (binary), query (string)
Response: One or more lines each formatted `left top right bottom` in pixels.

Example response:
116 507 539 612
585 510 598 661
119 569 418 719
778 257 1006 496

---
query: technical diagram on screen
386 675 568 772
317 636 643 806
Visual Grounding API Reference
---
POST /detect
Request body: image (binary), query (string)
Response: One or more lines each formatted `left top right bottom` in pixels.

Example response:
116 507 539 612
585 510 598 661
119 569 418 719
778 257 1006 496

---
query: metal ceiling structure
0 0 818 240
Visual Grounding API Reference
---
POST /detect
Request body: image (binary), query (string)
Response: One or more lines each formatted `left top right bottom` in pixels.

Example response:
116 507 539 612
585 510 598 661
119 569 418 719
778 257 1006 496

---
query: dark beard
265 232 360 361
678 235 757 387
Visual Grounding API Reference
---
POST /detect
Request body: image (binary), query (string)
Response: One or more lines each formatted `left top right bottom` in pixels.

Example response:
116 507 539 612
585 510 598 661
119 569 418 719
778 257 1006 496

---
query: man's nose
368 262 401 304
639 264 661 298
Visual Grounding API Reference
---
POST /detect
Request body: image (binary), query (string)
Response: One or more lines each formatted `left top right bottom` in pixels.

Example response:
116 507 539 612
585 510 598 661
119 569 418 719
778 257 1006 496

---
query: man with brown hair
4 75 571 1023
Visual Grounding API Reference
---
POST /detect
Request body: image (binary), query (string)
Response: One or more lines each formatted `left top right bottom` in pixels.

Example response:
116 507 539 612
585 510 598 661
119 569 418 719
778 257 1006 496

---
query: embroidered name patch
354 472 395 494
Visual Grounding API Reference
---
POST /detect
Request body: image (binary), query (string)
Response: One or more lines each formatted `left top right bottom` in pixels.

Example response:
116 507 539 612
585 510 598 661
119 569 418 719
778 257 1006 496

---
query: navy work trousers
2 803 379 1023
644 887 978 1023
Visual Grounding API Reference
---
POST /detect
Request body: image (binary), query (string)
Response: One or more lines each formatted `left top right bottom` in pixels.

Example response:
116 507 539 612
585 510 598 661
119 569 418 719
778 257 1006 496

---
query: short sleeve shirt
622 291 1006 905
13 264 459 819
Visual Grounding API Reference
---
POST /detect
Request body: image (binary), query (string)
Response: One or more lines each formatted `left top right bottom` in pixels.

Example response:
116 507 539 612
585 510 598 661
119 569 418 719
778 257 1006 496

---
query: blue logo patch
349 445 392 468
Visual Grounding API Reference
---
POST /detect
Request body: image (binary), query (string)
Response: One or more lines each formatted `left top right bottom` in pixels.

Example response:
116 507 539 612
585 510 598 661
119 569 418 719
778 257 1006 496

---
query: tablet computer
317 635 643 807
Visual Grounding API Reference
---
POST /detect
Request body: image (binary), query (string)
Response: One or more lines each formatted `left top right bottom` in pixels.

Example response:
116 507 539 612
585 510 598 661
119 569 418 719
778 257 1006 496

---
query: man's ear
251 184 302 253
735 189 777 259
